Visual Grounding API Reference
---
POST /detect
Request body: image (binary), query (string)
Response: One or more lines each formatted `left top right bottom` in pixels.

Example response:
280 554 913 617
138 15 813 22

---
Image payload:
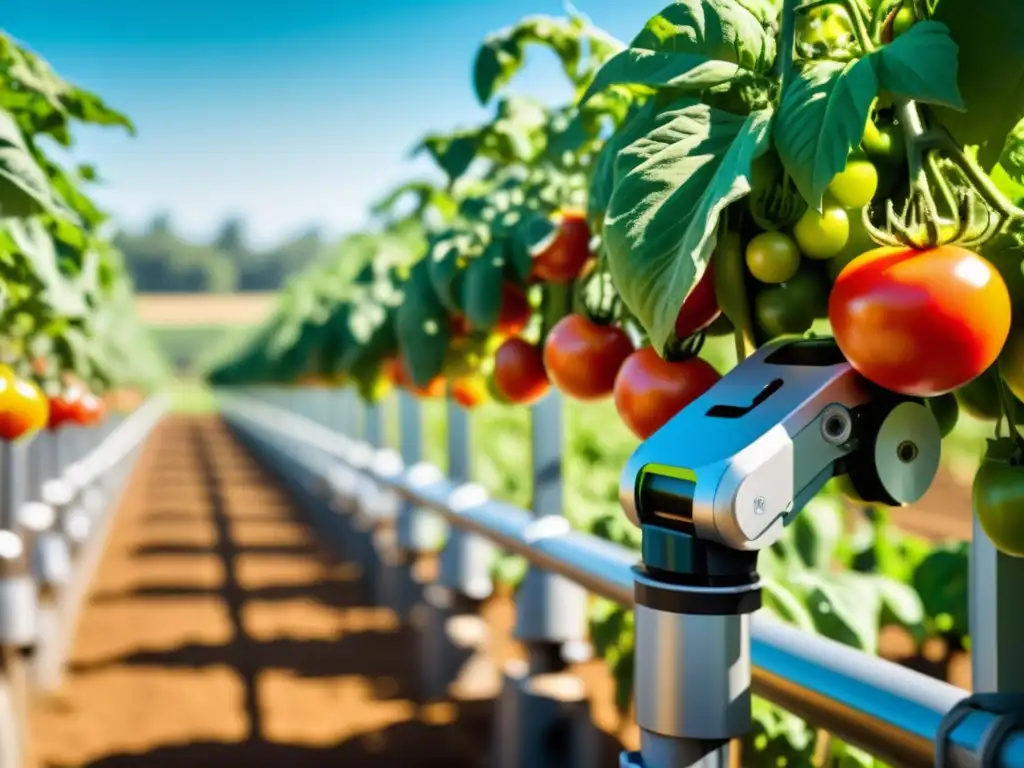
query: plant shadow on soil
58 419 625 768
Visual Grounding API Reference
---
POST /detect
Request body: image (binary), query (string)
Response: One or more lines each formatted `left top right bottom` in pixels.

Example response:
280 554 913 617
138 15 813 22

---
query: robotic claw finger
617 336 942 768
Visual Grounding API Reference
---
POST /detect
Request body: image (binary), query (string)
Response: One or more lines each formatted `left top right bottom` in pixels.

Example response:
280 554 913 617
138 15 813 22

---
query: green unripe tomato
793 202 850 260
828 159 879 209
892 6 916 38
745 231 801 284
862 121 906 165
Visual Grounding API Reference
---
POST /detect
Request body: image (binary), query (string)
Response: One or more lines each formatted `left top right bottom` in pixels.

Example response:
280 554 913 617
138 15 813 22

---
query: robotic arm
617 336 942 768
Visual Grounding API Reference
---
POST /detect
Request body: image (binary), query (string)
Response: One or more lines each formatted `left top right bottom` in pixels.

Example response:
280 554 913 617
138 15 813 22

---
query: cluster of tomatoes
0 365 107 443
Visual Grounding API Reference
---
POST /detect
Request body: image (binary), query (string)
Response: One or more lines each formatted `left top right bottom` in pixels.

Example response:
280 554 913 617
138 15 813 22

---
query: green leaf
931 0 1024 169
735 0 782 24
791 571 882 653
395 259 452 388
472 16 585 105
588 101 656 228
872 574 925 630
1000 118 1024 186
461 242 506 330
581 49 749 105
0 108 72 219
604 99 772 354
2 218 87 316
791 496 845 570
773 59 879 209
761 578 817 633
414 132 480 186
629 0 776 74
875 21 965 110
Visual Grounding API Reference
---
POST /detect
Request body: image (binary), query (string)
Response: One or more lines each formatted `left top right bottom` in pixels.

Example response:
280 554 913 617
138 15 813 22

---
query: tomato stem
993 371 1024 455
864 99 1024 250
774 0 799 96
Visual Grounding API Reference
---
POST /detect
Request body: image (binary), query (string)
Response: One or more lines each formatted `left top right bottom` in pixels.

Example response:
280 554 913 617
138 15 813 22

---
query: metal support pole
352 401 383 590
420 401 497 703
0 440 38 768
391 393 443 622
970 517 1024 691
33 428 73 693
498 390 593 768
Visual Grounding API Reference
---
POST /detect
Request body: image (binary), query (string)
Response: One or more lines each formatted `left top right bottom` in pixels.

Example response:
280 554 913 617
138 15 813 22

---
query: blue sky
5 1 651 248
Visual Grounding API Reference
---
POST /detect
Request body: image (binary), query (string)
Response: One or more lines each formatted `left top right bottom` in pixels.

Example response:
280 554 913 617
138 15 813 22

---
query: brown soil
26 414 974 768
27 416 496 767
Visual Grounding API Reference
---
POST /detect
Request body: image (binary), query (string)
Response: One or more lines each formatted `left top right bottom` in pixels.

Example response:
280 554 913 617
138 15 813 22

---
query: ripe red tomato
493 337 549 405
0 367 49 441
613 348 722 440
829 245 1011 397
530 210 591 284
494 283 532 337
450 375 488 409
543 315 634 401
48 390 82 431
75 392 106 426
674 264 722 339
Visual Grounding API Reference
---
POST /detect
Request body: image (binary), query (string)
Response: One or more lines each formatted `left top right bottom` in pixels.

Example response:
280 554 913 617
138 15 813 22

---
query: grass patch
167 378 218 413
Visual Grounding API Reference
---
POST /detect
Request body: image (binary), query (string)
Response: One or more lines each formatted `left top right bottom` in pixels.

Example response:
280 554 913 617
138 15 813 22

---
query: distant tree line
116 214 328 293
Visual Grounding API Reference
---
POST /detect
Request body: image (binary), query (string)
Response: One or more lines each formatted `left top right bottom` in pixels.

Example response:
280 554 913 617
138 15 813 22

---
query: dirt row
25 415 973 767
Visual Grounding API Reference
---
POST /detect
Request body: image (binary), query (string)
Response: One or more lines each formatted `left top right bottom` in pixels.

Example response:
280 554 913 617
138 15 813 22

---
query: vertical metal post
421 402 497 703
353 403 384 594
500 391 593 768
0 439 37 765
392 393 441 622
970 517 1024 691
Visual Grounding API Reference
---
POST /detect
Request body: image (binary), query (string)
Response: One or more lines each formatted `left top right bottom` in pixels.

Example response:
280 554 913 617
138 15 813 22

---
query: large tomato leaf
0 108 72 220
396 259 452 388
588 101 656 229
629 0 776 73
773 60 880 209
604 99 772 355
931 0 1024 169
473 16 584 105
874 21 964 110
461 241 506 330
581 50 751 106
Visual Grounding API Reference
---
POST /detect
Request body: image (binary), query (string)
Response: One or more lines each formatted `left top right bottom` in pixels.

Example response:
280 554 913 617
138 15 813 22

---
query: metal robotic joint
619 337 942 553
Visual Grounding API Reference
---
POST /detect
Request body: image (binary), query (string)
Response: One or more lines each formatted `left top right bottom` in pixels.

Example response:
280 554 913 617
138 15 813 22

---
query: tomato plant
830 246 1012 397
613 348 722 440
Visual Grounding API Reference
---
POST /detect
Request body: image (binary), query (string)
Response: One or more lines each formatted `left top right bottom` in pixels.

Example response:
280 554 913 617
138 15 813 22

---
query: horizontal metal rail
219 391 1024 768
